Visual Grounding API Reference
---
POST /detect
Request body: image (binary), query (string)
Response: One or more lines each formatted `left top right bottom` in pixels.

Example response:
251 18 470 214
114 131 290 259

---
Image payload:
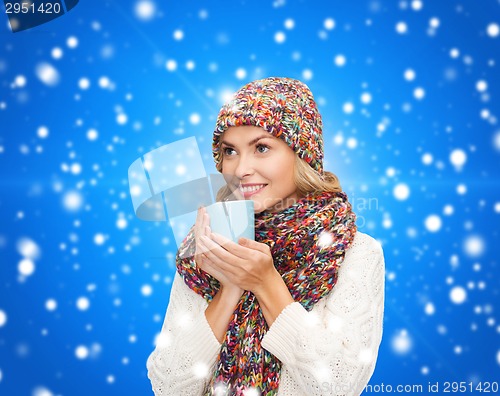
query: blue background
0 0 499 395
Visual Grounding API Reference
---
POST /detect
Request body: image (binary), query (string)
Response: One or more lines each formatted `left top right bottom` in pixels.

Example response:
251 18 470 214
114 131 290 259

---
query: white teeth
240 184 266 193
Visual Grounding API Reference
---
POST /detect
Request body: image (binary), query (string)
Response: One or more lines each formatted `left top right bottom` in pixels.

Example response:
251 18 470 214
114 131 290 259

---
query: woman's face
220 126 299 213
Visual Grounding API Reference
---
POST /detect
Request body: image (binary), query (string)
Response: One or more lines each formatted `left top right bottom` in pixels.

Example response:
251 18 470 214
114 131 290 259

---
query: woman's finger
196 239 209 255
238 237 271 255
194 250 203 268
203 249 238 279
201 236 240 272
195 207 212 255
200 256 233 284
197 242 227 274
202 212 210 237
209 232 249 259
197 232 215 257
195 206 203 238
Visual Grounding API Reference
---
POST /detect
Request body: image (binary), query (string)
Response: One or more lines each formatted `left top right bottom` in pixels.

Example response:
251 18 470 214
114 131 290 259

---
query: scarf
176 191 357 395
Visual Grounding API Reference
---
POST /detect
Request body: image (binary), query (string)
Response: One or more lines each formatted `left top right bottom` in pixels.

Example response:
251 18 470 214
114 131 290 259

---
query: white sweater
146 231 385 396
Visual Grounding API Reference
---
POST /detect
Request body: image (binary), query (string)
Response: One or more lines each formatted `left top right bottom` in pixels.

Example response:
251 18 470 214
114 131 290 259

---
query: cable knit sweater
146 231 385 396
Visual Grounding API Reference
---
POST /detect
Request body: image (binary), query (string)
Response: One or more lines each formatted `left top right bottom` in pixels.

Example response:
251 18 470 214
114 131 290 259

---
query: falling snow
334 54 346 67
393 183 410 201
37 126 49 139
75 345 89 359
396 21 408 34
0 310 6 327
487 23 499 38
32 387 54 396
45 299 57 311
324 18 335 30
449 148 467 169
1 1 498 394
135 0 156 21
404 68 416 81
424 214 442 232
463 235 485 257
274 31 286 43
391 329 412 355
450 286 467 304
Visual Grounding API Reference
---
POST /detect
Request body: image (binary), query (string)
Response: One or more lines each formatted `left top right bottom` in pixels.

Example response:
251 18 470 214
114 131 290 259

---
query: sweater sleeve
261 232 385 396
146 272 222 395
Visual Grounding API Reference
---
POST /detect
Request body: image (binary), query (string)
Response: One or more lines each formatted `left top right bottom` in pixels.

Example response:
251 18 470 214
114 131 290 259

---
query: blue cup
205 200 255 242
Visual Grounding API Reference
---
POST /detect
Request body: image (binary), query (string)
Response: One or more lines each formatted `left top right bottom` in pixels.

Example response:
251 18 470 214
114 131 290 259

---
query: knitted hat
212 77 324 174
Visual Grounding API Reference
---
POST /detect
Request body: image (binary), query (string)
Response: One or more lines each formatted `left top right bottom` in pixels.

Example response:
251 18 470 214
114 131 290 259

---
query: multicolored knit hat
212 77 324 174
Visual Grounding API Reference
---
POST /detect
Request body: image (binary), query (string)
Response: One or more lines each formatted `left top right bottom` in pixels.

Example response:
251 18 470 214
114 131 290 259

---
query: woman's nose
234 154 254 179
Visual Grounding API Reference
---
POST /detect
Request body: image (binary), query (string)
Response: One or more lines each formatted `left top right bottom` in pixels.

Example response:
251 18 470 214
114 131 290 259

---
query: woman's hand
195 207 245 341
193 206 210 267
194 207 243 295
198 231 277 295
199 232 295 326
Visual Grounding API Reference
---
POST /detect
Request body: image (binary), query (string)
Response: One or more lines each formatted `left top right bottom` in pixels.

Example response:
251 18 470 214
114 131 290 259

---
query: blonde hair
215 155 342 202
293 155 342 197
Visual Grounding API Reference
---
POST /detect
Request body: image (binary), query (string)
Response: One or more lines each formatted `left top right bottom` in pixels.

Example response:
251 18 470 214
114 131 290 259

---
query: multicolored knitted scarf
176 191 357 396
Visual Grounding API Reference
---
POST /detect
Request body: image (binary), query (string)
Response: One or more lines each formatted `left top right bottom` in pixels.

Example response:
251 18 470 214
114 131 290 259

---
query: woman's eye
222 147 235 156
256 144 269 153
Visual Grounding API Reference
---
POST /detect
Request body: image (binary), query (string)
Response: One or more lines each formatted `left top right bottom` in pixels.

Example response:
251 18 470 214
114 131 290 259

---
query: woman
147 77 385 396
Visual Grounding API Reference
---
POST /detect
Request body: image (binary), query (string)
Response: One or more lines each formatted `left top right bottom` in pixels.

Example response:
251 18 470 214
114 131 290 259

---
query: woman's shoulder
334 231 385 293
344 230 384 262
322 230 385 309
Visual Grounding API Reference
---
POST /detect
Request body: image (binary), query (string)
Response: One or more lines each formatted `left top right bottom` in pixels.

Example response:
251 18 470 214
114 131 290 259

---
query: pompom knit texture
212 77 324 174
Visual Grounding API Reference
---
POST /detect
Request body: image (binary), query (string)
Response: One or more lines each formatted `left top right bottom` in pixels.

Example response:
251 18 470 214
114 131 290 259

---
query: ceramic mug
205 200 255 242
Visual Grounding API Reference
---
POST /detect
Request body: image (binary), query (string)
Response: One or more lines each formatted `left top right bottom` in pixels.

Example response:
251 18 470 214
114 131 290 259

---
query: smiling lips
239 184 267 198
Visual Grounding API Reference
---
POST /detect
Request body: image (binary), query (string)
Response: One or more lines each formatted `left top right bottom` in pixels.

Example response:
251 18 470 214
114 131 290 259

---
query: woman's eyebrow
220 140 235 147
221 135 272 147
248 135 273 146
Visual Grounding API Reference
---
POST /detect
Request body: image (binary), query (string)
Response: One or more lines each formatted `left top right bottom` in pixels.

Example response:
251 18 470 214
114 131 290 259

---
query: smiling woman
146 77 385 396
219 126 299 212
